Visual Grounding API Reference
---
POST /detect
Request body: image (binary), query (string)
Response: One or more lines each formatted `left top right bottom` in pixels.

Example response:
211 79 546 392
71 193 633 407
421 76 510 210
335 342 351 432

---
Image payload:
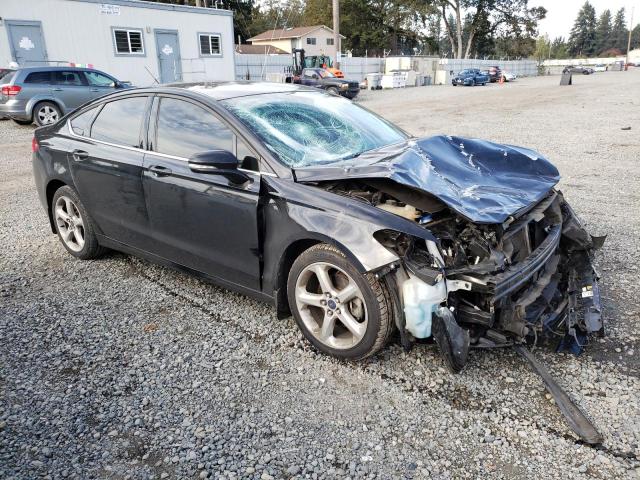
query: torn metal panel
295 135 560 224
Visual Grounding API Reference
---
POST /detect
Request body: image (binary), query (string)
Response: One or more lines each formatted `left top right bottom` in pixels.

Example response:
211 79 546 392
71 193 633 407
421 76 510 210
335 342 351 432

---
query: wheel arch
27 97 65 120
273 235 367 319
46 179 67 233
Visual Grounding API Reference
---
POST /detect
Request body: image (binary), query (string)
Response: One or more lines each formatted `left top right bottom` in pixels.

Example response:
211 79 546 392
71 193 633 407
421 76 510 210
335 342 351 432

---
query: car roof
159 81 319 100
15 66 99 72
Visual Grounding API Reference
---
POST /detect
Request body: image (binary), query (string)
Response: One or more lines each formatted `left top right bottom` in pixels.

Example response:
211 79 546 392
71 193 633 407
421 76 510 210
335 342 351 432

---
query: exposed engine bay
316 178 605 373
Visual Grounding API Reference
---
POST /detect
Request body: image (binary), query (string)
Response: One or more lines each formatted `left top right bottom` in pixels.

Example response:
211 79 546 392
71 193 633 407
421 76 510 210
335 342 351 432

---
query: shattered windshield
221 91 407 167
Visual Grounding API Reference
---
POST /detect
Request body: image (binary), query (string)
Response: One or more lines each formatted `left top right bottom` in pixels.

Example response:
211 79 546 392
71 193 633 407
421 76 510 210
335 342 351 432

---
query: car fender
260 176 437 296
26 95 67 117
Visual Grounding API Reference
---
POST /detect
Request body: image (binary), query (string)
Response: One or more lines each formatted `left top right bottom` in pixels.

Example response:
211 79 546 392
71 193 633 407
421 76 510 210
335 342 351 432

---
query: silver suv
0 66 130 126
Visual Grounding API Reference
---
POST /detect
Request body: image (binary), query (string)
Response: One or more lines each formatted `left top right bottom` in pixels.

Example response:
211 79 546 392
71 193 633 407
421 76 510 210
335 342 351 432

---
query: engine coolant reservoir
377 200 419 221
402 275 447 338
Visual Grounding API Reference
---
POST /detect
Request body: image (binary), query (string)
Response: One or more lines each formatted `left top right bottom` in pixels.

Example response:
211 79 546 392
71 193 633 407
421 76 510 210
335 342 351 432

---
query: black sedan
32 82 603 372
296 68 359 99
451 69 490 86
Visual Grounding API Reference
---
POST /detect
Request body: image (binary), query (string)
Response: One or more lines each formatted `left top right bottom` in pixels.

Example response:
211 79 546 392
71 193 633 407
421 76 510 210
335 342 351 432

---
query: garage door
6 20 48 66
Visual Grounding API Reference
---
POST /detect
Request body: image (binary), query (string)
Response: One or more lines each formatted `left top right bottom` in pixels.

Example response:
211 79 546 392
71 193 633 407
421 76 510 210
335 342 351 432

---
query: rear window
0 71 16 84
24 71 52 84
91 97 147 147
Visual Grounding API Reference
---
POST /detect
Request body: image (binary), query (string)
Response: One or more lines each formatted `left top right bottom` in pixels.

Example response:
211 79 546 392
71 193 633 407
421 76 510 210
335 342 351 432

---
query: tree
438 0 546 59
550 36 570 59
595 9 612 54
568 1 596 57
533 34 550 63
632 24 640 50
611 8 627 51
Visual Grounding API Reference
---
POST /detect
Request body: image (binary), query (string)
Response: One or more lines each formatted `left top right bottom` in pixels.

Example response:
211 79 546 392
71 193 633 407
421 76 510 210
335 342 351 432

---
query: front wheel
287 244 394 360
52 186 106 259
326 86 339 95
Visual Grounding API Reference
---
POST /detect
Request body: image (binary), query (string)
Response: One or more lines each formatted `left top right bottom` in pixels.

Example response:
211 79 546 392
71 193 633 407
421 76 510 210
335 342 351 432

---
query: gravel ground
1 71 639 480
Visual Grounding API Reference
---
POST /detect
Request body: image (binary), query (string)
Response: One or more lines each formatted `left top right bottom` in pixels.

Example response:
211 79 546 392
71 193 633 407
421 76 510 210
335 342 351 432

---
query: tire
12 118 33 126
51 185 106 259
287 243 394 360
326 86 339 95
33 101 62 127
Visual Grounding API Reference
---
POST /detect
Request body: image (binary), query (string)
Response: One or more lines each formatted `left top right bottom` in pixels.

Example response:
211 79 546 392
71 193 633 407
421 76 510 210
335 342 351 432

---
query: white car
593 64 607 72
503 71 517 82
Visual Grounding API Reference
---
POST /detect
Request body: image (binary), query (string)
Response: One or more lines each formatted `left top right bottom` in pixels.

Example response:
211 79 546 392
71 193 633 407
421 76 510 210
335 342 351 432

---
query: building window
199 34 222 56
326 38 334 46
113 29 145 55
306 37 316 45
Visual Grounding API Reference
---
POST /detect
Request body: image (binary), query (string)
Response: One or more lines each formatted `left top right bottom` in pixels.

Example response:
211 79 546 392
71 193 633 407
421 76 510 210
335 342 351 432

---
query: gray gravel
1 71 640 479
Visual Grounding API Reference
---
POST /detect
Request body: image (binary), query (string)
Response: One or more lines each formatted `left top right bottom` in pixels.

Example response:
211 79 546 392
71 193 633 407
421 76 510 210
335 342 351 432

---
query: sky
535 0 638 39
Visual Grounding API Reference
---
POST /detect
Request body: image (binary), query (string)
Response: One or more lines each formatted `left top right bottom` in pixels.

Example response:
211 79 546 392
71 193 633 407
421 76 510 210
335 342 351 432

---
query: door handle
149 165 172 177
90 88 100 92
72 149 89 161
52 88 63 92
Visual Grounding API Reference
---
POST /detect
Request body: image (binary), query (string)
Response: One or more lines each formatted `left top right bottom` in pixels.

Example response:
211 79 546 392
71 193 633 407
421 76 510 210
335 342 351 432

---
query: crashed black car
33 82 603 373
295 68 360 99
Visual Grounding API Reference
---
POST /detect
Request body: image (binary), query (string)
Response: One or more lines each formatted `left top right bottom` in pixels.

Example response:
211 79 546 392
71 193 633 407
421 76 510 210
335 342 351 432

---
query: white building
0 0 236 85
247 25 344 59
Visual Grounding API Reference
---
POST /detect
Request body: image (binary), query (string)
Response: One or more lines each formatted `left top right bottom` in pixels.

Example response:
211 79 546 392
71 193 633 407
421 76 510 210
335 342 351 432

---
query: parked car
563 65 594 75
451 69 489 86
0 66 130 126
32 82 604 378
295 68 360 99
502 71 517 82
593 64 607 72
487 65 502 82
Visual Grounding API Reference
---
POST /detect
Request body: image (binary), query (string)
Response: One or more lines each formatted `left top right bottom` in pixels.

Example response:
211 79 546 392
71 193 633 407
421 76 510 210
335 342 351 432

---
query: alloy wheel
54 196 85 252
37 105 59 125
294 262 368 349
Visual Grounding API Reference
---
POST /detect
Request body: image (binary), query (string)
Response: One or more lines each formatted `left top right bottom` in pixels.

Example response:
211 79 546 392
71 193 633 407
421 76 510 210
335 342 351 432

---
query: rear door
142 95 262 290
51 70 93 112
6 20 48 66
67 95 152 248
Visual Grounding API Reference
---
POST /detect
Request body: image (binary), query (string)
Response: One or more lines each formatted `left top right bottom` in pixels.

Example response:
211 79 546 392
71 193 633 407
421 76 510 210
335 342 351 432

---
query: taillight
32 137 39 153
1 85 21 96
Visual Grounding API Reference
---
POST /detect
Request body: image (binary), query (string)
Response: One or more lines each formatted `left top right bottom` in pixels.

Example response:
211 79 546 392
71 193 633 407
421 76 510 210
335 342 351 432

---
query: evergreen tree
550 37 570 59
632 24 640 50
595 9 612 54
568 1 597 57
611 8 627 51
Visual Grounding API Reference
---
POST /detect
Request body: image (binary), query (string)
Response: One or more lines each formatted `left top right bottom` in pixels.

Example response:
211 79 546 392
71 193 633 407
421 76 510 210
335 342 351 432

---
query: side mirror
188 150 250 184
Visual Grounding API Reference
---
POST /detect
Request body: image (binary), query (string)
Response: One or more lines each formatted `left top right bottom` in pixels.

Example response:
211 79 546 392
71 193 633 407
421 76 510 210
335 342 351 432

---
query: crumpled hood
294 135 560 224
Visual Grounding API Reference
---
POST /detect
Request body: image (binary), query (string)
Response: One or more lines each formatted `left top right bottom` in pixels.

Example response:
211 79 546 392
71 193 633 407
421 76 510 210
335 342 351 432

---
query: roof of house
235 44 288 55
247 25 344 42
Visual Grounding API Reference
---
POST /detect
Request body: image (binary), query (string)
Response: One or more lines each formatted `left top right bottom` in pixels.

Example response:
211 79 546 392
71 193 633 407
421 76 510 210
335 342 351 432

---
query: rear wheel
52 186 106 259
34 101 62 126
287 243 394 360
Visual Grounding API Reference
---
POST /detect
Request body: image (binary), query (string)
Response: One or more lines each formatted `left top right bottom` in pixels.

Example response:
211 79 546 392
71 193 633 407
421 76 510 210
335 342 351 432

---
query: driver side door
142 95 263 291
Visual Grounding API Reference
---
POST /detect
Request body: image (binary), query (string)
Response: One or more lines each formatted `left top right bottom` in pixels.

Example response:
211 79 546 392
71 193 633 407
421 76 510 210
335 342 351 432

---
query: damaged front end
299 136 605 373
393 189 605 370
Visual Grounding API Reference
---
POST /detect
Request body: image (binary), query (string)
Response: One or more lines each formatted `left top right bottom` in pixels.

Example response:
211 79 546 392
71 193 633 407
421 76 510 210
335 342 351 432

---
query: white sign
162 44 173 56
100 4 121 15
19 36 35 51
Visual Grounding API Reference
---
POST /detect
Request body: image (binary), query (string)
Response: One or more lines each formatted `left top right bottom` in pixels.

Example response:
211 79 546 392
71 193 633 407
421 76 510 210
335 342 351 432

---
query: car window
84 71 115 87
91 96 147 147
1 71 16 84
155 97 233 158
237 137 259 171
70 107 99 136
53 71 85 86
222 91 407 168
24 71 52 84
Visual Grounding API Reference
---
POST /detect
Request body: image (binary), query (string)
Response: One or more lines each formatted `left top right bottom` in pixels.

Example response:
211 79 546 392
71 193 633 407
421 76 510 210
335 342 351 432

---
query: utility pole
195 0 203 7
332 0 340 68
626 6 634 69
